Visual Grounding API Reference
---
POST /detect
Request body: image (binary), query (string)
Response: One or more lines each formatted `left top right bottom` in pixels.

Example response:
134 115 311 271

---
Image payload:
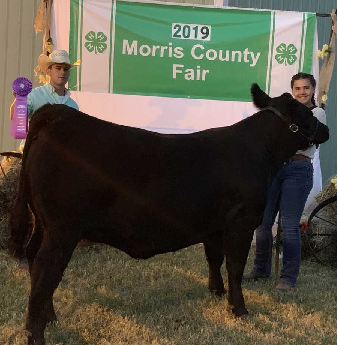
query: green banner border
302 13 316 73
69 0 79 90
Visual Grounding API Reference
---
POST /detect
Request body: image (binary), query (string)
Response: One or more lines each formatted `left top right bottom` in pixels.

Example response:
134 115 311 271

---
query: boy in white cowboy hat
10 49 79 120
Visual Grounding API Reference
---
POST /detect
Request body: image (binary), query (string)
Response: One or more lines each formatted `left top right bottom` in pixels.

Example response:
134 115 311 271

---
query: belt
287 154 311 162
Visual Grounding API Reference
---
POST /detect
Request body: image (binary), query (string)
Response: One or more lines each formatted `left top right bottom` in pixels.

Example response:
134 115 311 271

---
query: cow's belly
32 182 215 259
84 223 205 259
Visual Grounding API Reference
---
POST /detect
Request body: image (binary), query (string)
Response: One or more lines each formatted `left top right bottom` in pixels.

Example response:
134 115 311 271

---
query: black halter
264 106 319 145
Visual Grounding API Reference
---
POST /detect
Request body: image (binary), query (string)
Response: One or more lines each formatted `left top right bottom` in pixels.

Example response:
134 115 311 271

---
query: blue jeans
252 161 313 287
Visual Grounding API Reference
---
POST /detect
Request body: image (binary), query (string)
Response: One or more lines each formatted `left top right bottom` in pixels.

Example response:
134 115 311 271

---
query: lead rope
275 211 282 279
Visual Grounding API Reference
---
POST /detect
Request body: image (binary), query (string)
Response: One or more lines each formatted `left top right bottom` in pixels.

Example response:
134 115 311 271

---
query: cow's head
251 83 329 149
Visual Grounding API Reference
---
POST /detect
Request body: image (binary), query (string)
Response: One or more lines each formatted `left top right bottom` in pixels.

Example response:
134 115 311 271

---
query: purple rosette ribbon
11 77 32 139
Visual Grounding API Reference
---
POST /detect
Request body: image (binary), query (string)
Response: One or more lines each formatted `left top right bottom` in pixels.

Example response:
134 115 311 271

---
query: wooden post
275 213 282 278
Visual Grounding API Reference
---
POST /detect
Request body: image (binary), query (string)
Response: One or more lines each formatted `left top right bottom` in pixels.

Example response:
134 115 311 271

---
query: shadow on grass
46 322 90 345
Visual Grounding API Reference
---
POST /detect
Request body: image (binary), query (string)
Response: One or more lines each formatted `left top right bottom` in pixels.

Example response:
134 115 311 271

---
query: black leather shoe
242 271 268 281
275 281 293 292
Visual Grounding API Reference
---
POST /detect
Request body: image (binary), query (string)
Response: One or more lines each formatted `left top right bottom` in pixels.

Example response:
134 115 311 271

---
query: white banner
51 0 319 131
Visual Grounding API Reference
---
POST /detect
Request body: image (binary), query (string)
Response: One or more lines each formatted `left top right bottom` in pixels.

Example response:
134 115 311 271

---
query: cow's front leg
204 232 226 296
26 231 78 345
225 230 254 317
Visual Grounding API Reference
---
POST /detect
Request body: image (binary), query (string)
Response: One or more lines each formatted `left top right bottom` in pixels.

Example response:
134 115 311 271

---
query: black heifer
9 84 329 345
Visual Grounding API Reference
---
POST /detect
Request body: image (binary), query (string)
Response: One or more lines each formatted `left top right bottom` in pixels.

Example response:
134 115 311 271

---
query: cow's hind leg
26 229 78 345
26 220 58 324
204 232 226 296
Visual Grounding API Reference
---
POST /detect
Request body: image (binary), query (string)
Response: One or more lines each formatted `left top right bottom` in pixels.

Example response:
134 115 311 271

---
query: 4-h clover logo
275 43 298 66
84 31 107 54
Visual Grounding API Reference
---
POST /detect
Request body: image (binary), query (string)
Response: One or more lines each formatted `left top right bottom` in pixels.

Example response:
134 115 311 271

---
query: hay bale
316 175 337 204
0 156 22 249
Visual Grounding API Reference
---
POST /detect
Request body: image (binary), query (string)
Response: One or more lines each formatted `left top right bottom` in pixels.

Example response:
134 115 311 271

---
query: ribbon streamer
11 77 32 139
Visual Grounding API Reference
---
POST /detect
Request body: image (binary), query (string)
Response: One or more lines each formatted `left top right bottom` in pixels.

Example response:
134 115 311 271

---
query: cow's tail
8 137 35 259
8 104 74 258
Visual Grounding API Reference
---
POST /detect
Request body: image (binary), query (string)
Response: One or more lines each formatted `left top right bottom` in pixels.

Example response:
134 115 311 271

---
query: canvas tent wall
0 0 42 154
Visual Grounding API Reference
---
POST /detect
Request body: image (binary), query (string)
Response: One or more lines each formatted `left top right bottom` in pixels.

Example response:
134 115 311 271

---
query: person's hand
10 98 16 120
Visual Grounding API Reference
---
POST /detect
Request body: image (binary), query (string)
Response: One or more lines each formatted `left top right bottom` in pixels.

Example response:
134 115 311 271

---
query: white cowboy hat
37 49 79 74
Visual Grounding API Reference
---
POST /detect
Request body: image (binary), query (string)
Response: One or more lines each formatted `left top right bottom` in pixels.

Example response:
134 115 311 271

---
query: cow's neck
239 112 301 168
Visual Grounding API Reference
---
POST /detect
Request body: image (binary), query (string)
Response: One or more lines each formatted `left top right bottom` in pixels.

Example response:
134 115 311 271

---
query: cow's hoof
232 306 248 317
27 336 46 345
209 288 226 297
46 315 57 324
46 311 57 324
26 330 46 345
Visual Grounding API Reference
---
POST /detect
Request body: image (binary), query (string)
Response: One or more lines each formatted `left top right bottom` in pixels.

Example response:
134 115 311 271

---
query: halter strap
264 106 316 145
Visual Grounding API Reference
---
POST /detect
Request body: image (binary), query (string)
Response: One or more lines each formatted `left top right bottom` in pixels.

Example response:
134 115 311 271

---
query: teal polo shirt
27 83 79 117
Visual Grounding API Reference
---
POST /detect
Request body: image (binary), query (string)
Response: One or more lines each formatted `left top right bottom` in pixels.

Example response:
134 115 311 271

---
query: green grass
1 244 337 345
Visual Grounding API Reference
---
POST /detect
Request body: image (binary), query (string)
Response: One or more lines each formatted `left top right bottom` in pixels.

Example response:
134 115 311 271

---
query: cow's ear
251 83 271 109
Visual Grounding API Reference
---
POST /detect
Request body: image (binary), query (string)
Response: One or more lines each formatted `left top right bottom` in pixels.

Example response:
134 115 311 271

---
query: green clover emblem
275 43 298 66
84 31 107 54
